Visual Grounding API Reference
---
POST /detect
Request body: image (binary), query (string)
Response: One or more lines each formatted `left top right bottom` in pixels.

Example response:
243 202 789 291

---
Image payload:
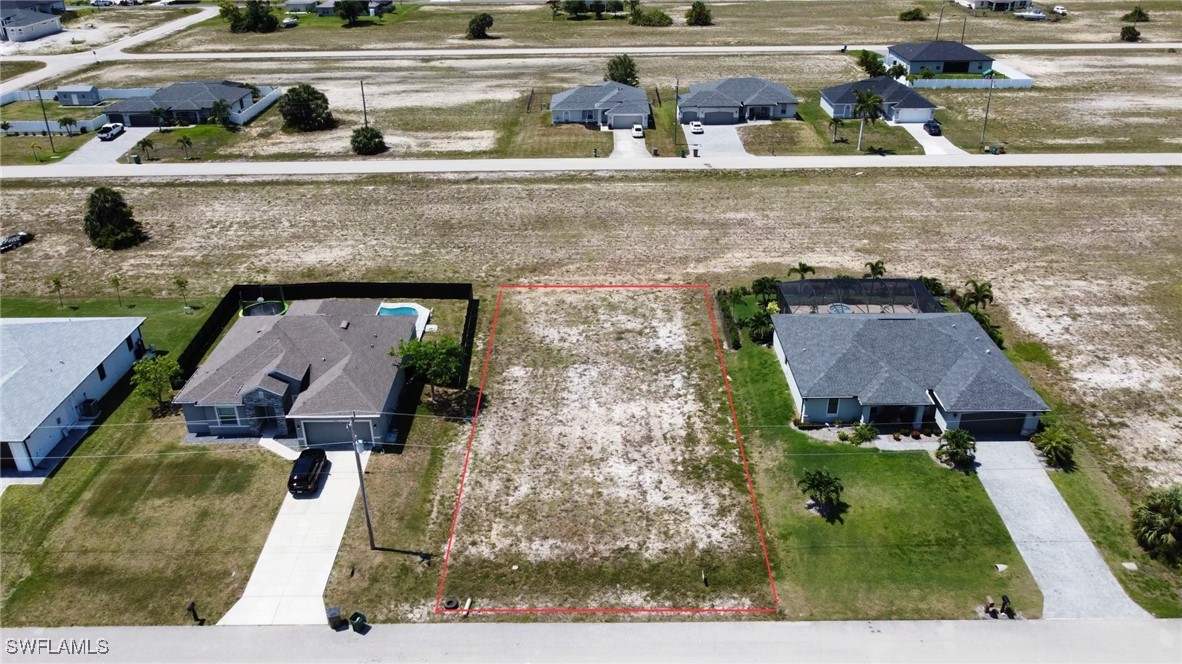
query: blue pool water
378 306 418 316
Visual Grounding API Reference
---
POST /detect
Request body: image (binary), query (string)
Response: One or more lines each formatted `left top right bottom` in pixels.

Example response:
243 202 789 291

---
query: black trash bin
131 154 141 164
326 606 345 630
349 612 368 633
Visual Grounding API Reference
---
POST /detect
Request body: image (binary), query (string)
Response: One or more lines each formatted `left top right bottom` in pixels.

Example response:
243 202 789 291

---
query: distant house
285 0 317 12
885 40 994 76
771 312 1048 437
314 0 391 17
55 84 100 107
174 300 419 449
0 0 65 14
103 81 255 127
1 317 146 473
676 77 797 124
550 81 651 129
0 6 60 42
819 76 936 124
953 0 1031 11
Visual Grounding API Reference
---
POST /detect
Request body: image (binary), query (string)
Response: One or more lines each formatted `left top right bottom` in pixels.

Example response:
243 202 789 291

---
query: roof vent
340 320 349 329
985 349 992 354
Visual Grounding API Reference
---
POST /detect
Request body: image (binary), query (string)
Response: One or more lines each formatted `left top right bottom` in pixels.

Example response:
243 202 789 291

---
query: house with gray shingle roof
676 77 797 124
885 40 994 76
819 76 936 124
104 81 256 128
771 312 1048 436
550 81 651 129
174 300 419 449
1 317 146 473
0 5 60 42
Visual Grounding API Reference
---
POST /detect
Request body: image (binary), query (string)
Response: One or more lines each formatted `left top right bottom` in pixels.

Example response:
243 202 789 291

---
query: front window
96 362 106 381
215 406 238 426
827 398 840 415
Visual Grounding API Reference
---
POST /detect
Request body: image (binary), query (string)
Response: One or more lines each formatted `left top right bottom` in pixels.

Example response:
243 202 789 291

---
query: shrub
714 289 741 350
920 67 936 79
837 431 850 442
918 275 946 297
467 12 494 38
83 186 146 251
747 309 773 345
1132 485 1182 566
1120 25 1141 41
607 0 624 11
605 53 640 86
892 431 902 441
350 126 387 155
1031 426 1076 468
936 428 977 469
562 0 589 18
685 0 712 26
968 308 1005 348
911 429 921 439
793 418 823 431
1121 5 1149 22
629 7 672 26
898 6 927 20
279 84 336 131
850 423 878 445
857 50 886 77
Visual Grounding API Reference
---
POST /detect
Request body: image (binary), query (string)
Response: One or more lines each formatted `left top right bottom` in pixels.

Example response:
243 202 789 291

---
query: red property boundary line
433 283 779 615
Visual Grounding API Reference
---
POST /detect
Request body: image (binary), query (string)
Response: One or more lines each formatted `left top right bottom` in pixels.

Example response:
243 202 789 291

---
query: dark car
923 120 942 136
1 232 34 253
288 448 328 496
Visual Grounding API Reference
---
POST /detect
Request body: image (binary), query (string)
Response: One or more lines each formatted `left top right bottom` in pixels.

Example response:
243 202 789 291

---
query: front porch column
912 406 925 430
10 442 33 472
861 405 871 424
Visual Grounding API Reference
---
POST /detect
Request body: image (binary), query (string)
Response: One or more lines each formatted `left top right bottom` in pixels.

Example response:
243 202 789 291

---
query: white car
282 16 298 27
689 121 704 134
97 123 125 141
90 0 113 6
1052 5 1067 14
630 124 644 138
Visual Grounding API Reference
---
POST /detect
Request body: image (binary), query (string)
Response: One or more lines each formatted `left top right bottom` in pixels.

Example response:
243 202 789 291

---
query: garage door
302 420 368 446
958 412 1025 436
703 111 734 125
610 114 644 129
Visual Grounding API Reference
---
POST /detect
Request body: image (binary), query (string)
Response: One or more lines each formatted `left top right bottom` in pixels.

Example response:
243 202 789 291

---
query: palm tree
149 107 170 130
886 63 908 79
797 468 844 516
787 262 816 280
1 121 10 133
827 117 844 143
30 142 42 163
136 137 154 159
1133 485 1182 565
937 428 977 469
47 274 63 308
963 279 994 310
173 275 190 309
109 274 123 307
209 99 231 127
57 116 78 136
177 135 193 160
852 88 884 152
946 286 963 309
863 259 886 279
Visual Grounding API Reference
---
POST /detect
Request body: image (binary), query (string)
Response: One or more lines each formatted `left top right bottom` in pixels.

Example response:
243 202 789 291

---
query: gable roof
0 0 60 12
678 77 796 110
888 40 992 63
56 84 97 93
1 7 57 26
820 76 936 110
550 81 648 113
0 317 144 442
771 313 1048 412
105 81 252 115
174 300 417 419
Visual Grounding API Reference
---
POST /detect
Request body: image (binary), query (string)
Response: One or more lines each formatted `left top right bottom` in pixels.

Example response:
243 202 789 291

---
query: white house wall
771 330 805 417
1 16 61 43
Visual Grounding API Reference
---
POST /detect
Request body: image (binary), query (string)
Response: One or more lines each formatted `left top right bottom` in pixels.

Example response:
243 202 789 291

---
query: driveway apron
60 127 155 165
610 129 652 159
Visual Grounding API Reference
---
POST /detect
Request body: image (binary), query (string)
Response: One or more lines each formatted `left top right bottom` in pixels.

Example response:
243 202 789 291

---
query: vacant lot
438 287 772 610
0 60 45 83
140 0 1182 52
0 8 196 56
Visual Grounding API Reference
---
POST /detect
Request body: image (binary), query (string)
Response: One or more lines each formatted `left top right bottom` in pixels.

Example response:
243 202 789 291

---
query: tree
221 0 278 32
173 275 190 308
131 355 181 407
218 0 243 26
852 88 883 152
30 142 42 163
135 137 154 159
1031 426 1075 469
177 134 193 160
747 308 773 344
336 0 367 26
752 276 778 303
685 0 712 26
1 121 11 133
963 278 994 310
936 428 977 469
47 274 63 308
350 125 387 155
110 274 123 307
590 0 606 19
391 336 465 401
788 262 816 280
606 0 624 12
550 1 561 19
626 0 640 12
886 63 907 79
898 6 927 20
920 67 936 79
1121 5 1149 22
467 12 494 38
863 259 886 279
561 0 588 18
57 116 78 136
279 84 336 131
209 99 231 127
605 54 639 87
797 468 844 515
84 187 145 250
827 117 843 143
857 50 886 77
149 107 169 130
969 308 1005 348
1120 25 1141 41
629 7 671 25
1132 484 1182 566
918 275 946 297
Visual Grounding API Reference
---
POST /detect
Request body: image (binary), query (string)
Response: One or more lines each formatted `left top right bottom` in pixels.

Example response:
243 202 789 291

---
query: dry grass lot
0 60 45 83
438 288 772 610
0 8 196 56
139 0 1182 52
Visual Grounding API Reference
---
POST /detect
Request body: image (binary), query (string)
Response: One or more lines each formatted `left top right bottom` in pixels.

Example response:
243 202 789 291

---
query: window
96 362 106 381
126 336 134 351
215 406 239 426
826 398 840 415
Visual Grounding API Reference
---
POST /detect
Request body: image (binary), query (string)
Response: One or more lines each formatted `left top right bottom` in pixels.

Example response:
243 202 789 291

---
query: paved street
975 441 1151 620
219 450 369 626
4 619 1179 663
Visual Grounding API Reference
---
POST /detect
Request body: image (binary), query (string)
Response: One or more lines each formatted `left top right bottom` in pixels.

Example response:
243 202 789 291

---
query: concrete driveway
609 128 651 159
219 448 369 626
681 123 748 157
894 121 968 155
61 127 155 165
975 441 1150 619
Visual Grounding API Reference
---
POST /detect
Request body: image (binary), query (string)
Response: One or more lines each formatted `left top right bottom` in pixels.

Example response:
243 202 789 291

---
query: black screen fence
776 279 943 315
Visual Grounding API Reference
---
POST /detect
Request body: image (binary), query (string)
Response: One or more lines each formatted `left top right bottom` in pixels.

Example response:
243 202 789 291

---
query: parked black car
0 232 34 253
923 120 942 136
288 448 328 496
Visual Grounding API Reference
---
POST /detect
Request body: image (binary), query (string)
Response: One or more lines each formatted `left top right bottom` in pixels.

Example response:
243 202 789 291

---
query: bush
561 0 588 18
350 125 386 155
892 431 902 441
850 423 878 446
83 186 146 251
685 0 712 26
1032 426 1076 468
911 429 921 439
920 67 936 79
1132 485 1182 566
898 6 927 20
629 7 672 26
837 431 850 442
936 428 977 469
715 289 741 350
747 309 773 345
279 84 336 132
918 275 946 297
857 50 886 77
467 12 494 38
1120 25 1141 41
793 417 823 431
968 308 1005 348
219 0 279 33
1121 6 1149 22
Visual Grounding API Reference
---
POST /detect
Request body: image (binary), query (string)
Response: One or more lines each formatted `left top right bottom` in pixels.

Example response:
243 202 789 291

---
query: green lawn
0 133 94 166
643 89 682 158
729 332 1042 619
0 61 46 83
0 297 290 626
1 99 119 122
738 96 922 156
130 124 241 162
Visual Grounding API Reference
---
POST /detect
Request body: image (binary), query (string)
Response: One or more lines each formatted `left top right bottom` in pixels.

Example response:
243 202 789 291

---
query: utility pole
360 80 369 128
960 15 968 43
36 84 55 152
672 78 679 148
349 412 376 550
935 0 946 40
980 71 996 146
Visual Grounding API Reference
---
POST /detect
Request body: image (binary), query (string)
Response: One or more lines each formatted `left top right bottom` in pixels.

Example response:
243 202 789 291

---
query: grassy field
0 297 291 626
123 123 241 162
738 95 924 156
0 61 46 83
0 132 92 166
138 0 1182 52
728 332 1042 619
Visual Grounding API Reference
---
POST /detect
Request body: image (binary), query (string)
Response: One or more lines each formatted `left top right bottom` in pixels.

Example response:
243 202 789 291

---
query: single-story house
819 76 937 124
885 40 994 76
0 0 65 14
771 312 1048 437
174 300 418 449
0 6 61 42
550 81 651 129
953 0 1031 11
314 0 391 17
676 77 797 124
55 84 101 107
284 0 317 12
1 317 146 472
104 81 255 127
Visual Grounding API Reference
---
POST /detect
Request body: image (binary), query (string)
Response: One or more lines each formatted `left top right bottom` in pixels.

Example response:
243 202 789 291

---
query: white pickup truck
1052 5 1068 15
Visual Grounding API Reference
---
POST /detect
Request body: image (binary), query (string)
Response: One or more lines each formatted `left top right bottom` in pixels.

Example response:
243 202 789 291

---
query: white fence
912 77 1032 89
0 87 157 106
229 86 281 125
3 115 109 134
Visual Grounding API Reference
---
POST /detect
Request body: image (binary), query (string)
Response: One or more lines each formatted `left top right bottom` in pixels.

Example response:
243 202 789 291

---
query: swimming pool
376 302 432 339
378 305 418 317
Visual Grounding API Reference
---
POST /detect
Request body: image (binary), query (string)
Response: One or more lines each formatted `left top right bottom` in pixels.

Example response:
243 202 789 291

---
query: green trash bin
131 154 141 164
348 611 368 633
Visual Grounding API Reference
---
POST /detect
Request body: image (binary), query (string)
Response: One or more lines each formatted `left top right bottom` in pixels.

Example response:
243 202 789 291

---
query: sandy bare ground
0 9 191 56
